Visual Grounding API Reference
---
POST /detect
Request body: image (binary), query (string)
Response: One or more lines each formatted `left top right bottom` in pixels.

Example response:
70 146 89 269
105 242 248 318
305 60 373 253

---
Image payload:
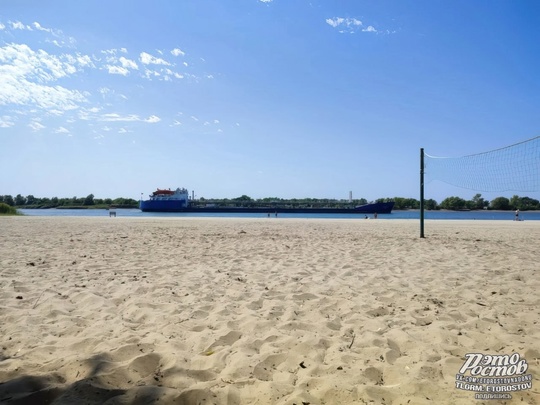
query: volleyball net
419 136 540 237
424 136 540 193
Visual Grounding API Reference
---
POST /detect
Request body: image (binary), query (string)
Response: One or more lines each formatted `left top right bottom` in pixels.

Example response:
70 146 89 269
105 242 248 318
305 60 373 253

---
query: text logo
455 353 532 400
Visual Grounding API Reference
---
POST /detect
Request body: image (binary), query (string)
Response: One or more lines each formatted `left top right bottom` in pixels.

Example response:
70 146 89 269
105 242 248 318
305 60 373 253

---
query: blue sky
1 0 539 203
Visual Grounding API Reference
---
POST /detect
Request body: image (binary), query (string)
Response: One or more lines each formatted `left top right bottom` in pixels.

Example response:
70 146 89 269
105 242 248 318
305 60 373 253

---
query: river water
17 209 540 221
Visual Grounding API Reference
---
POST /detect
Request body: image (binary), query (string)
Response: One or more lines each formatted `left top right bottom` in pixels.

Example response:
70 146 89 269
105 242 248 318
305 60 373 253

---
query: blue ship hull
139 200 394 214
353 201 394 213
139 199 188 212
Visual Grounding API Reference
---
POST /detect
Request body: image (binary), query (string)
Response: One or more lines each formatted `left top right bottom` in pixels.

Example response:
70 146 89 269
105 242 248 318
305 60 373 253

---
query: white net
424 136 540 192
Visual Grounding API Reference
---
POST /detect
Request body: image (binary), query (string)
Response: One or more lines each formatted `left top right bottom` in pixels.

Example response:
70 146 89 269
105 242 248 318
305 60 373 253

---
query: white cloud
0 75 86 111
326 17 344 28
1 19 217 131
106 65 130 75
119 56 138 69
28 121 45 131
190 115 199 121
142 68 160 79
100 113 141 122
326 17 372 34
33 22 52 33
0 116 14 127
171 48 185 57
145 115 161 123
10 21 28 30
54 126 69 134
326 17 361 27
140 52 171 66
259 0 273 3
64 53 94 68
171 120 182 126
102 48 120 56
0 43 88 110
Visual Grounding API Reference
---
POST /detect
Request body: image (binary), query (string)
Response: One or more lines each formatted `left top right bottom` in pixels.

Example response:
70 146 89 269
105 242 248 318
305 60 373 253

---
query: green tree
520 197 540 210
3 195 15 206
510 195 540 210
490 197 510 210
26 195 36 205
424 199 438 210
469 193 487 210
84 194 95 206
14 194 26 206
440 196 467 210
234 195 252 201
509 195 520 210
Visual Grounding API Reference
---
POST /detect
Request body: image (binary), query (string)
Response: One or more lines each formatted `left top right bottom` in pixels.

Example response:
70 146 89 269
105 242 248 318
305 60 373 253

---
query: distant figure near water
109 207 116 217
515 209 520 221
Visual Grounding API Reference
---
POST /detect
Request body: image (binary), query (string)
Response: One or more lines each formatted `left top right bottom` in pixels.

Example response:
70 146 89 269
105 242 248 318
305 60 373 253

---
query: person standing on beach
515 209 520 221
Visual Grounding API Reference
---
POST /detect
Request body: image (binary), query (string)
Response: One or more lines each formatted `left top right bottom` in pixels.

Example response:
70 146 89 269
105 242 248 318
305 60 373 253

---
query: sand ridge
0 216 539 404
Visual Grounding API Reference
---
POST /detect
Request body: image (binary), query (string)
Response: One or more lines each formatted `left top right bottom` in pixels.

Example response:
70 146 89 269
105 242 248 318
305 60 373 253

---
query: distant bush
0 202 19 215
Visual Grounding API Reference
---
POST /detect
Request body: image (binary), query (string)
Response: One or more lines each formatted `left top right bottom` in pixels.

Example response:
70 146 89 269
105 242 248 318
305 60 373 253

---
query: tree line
0 194 138 209
196 193 539 211
381 194 539 210
1 193 538 211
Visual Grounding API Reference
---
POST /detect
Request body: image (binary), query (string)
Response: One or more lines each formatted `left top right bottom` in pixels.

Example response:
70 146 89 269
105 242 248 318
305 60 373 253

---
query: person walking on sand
515 209 520 221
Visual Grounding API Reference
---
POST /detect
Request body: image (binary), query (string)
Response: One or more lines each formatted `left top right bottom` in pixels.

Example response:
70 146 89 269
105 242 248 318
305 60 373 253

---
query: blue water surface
18 209 540 221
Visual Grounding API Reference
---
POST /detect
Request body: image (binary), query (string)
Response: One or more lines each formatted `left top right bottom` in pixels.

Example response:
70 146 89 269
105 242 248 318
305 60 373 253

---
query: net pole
420 148 425 238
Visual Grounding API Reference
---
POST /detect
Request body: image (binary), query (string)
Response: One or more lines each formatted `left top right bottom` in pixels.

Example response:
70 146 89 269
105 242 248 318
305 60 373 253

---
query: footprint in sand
363 366 384 385
204 331 242 352
127 352 161 380
253 353 289 381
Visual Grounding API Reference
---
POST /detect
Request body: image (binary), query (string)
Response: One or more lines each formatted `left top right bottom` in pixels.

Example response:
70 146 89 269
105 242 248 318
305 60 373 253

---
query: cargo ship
139 187 394 214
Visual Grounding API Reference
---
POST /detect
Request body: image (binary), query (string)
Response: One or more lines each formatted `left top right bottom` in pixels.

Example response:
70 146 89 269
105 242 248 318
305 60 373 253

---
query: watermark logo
455 352 533 400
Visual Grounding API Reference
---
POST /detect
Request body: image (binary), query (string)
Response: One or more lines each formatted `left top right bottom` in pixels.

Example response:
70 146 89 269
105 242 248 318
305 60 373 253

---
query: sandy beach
0 216 538 404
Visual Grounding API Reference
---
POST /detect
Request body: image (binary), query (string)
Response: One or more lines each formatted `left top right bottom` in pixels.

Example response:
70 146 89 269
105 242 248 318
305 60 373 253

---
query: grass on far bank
0 203 22 215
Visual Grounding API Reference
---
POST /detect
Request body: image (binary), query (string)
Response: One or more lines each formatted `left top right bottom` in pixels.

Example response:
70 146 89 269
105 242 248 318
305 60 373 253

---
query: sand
0 216 539 405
